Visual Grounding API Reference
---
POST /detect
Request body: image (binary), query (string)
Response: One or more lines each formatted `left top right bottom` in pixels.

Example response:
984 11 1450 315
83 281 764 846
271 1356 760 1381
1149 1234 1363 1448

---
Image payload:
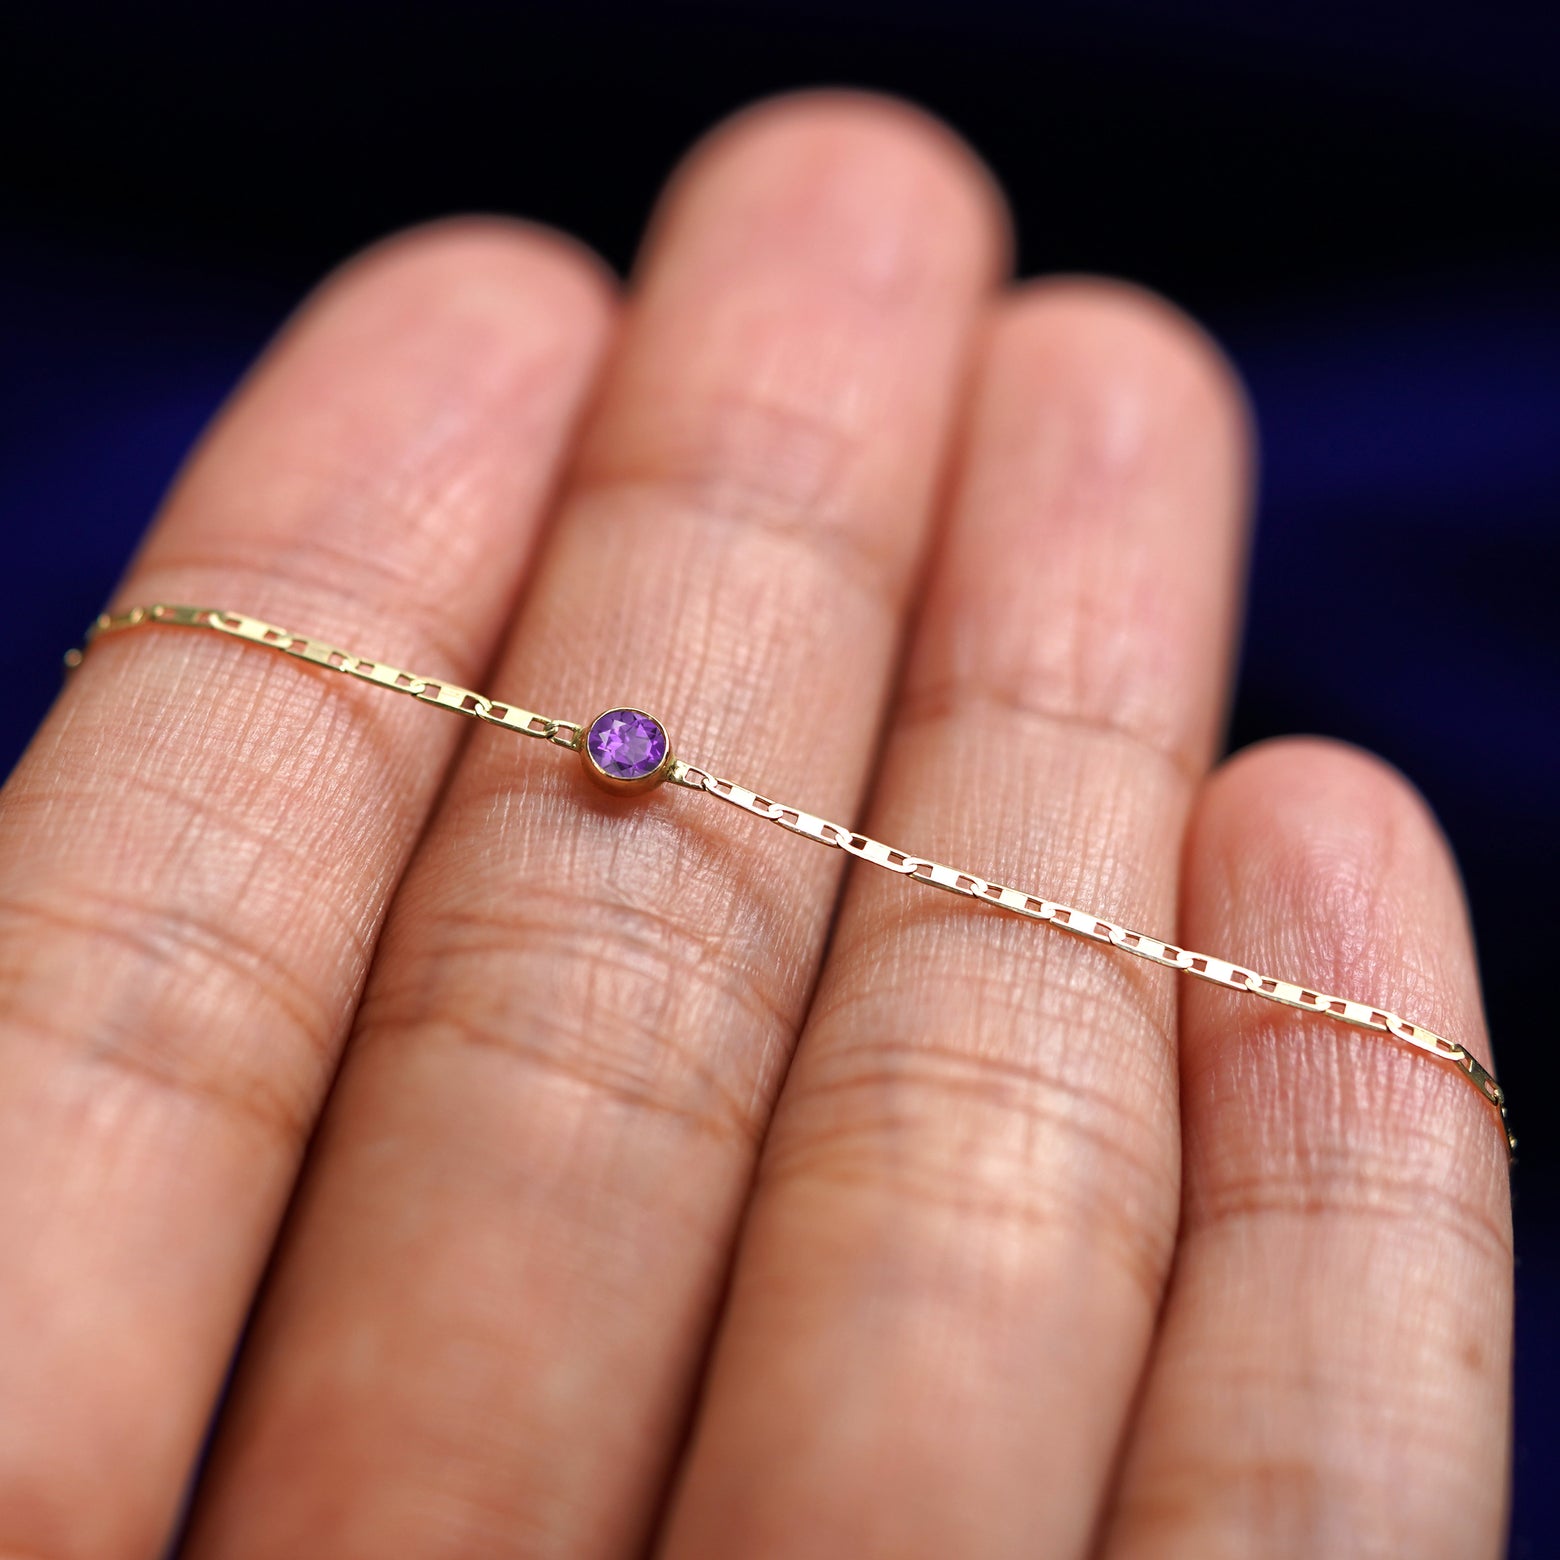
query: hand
0 93 1512 1559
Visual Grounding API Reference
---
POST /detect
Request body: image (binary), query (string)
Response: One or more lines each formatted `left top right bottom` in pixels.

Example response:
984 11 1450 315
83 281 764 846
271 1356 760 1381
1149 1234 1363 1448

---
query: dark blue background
3 1 1556 1550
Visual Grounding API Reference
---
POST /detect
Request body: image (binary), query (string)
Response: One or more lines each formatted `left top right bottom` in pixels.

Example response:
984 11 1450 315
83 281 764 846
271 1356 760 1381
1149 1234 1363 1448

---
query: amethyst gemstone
586 709 668 780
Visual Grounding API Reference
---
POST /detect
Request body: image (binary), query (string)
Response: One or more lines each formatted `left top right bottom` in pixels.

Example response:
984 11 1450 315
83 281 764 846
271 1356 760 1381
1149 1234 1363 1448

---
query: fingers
661 282 1252 1558
1100 739 1512 1560
0 226 613 1557
182 95 1008 1555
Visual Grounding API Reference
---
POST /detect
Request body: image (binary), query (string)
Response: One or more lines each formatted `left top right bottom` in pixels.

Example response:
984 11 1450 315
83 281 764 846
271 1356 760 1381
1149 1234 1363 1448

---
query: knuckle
573 377 904 618
135 546 473 684
1116 1420 1498 1560
390 1003 762 1153
1192 1142 1512 1268
774 963 1180 1306
1117 1451 1333 1556
360 856 809 1150
896 671 1201 788
0 885 331 1146
1195 1015 1513 1250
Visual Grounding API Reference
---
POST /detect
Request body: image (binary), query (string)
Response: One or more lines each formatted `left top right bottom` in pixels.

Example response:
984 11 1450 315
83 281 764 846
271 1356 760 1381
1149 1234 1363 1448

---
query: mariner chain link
72 604 1515 1158
69 604 585 751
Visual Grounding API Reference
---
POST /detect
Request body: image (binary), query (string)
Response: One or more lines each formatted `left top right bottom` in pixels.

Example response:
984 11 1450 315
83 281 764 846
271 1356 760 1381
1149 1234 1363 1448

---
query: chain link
73 605 583 750
72 606 1515 1158
665 778 1514 1157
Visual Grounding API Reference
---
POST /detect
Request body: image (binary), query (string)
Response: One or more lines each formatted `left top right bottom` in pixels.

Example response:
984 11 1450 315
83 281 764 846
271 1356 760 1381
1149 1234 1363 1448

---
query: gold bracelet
69 603 1516 1159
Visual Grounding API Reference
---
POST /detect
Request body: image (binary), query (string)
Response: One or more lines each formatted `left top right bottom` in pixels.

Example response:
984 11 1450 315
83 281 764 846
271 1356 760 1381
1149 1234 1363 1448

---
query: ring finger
661 280 1252 1557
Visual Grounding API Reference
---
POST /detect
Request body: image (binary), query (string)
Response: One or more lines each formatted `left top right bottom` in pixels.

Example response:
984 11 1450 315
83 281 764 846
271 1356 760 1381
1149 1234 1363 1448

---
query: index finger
0 224 612 1558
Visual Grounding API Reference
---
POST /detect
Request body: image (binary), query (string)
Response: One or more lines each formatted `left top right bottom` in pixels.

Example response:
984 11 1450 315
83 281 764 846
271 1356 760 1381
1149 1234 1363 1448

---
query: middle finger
187 93 1006 1555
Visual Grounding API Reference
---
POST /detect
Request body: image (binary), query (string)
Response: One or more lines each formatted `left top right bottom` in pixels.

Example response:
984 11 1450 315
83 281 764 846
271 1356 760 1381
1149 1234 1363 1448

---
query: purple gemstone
586 709 668 780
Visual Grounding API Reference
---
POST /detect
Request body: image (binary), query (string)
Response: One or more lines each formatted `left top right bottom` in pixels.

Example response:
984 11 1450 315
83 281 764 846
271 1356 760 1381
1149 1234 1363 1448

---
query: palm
0 94 1511 1559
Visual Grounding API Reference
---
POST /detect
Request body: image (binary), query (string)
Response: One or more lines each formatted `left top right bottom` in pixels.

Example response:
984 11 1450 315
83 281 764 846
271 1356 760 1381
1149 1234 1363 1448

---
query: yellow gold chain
73 604 1515 1158
72 604 583 748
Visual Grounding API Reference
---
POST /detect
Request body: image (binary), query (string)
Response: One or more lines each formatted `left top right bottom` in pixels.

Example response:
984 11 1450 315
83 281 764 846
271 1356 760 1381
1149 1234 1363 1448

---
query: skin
0 92 1511 1560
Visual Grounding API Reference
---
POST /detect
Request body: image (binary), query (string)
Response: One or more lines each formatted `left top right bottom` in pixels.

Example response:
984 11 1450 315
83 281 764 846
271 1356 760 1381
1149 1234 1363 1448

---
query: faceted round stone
586 708 668 780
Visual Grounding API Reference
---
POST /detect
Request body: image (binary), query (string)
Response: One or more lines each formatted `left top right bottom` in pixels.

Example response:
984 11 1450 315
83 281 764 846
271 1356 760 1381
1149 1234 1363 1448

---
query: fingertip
1189 734 1488 1080
297 214 620 357
1196 735 1452 892
988 277 1253 490
641 88 1013 293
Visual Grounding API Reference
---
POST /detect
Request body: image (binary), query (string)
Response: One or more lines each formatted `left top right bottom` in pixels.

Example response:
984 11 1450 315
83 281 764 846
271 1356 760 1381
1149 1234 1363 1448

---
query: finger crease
896 677 1204 790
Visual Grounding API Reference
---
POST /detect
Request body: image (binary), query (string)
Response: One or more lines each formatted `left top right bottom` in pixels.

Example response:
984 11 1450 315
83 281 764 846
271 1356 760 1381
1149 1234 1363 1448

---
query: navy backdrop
2 1 1556 1550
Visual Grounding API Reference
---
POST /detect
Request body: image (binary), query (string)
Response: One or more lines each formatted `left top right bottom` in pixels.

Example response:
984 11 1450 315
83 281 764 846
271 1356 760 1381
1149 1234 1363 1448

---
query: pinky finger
1102 738 1513 1560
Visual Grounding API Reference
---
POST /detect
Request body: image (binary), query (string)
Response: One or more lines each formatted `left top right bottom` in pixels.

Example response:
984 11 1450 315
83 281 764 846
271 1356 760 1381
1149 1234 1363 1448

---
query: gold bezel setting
578 707 676 797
